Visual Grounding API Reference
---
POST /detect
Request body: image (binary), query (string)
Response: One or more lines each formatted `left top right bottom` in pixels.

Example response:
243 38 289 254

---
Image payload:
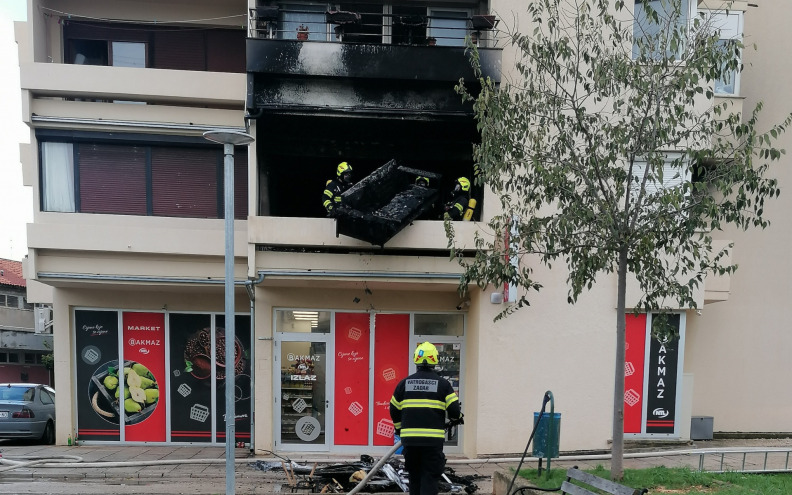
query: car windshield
0 386 35 402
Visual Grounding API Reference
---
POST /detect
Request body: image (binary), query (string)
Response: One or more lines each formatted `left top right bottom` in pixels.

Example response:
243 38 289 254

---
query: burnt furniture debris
335 159 441 246
250 456 482 493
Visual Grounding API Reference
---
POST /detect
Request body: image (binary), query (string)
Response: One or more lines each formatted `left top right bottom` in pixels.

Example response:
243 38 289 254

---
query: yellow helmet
456 177 471 192
337 162 352 177
416 176 430 187
414 341 439 366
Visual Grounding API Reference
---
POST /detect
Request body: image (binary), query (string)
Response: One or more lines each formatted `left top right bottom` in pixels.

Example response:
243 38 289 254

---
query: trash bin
532 412 561 458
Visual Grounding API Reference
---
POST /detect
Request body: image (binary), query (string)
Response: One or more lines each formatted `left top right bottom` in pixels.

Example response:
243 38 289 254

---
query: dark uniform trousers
403 445 446 495
390 367 460 495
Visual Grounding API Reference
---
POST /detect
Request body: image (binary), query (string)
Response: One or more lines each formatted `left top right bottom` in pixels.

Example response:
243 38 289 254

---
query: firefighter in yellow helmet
442 177 470 221
323 162 354 215
390 342 462 495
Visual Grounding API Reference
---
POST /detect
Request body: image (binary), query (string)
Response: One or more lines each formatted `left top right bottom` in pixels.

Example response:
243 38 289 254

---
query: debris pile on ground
249 456 484 493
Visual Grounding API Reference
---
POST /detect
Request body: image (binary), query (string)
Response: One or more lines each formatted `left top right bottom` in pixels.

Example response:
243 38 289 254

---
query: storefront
72 306 463 451
274 310 464 453
74 309 252 444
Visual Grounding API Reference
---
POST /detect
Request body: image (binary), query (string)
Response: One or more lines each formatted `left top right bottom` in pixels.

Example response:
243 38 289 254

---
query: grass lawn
517 465 792 494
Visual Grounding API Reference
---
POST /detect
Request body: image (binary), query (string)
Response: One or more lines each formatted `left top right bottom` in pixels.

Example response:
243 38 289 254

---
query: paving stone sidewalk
0 438 789 494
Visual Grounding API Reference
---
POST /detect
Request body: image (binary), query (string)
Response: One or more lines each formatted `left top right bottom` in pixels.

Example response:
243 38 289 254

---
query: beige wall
22 0 792 453
685 2 792 433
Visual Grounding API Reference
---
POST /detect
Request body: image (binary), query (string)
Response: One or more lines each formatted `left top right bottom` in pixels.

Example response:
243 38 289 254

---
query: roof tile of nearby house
0 259 26 288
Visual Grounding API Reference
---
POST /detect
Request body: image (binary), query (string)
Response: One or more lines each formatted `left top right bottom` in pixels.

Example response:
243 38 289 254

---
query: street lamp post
203 129 254 495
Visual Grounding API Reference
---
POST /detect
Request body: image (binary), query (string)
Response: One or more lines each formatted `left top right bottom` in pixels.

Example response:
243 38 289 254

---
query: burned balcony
334 160 441 246
246 3 501 114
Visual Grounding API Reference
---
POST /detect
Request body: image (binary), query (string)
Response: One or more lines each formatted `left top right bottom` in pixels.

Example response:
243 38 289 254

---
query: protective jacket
323 178 351 214
443 193 469 221
390 367 461 447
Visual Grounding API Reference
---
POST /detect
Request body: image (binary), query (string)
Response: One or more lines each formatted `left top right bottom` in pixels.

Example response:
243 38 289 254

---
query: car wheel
40 421 54 445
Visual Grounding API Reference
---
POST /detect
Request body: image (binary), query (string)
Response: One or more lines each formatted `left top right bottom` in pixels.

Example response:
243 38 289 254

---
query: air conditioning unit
34 306 53 334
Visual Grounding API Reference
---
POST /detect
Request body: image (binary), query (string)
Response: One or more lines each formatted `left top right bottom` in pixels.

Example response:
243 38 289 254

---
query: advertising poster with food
169 313 213 442
214 315 252 444
76 310 121 441
624 313 647 434
122 312 166 441
334 313 370 445
372 314 408 446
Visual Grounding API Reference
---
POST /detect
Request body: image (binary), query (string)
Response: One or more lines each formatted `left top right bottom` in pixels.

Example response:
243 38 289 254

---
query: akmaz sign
624 313 685 437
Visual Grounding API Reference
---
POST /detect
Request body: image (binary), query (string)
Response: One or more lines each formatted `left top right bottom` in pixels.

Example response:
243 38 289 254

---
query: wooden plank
564 468 644 495
560 481 598 495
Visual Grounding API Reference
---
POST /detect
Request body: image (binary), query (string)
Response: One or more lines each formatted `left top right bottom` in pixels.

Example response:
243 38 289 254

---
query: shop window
279 4 328 41
8 353 19 363
276 310 331 333
0 353 7 363
39 138 248 219
414 313 464 336
427 9 469 47
24 353 36 364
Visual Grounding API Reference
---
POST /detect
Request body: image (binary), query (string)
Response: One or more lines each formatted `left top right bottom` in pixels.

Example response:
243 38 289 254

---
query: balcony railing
249 6 499 48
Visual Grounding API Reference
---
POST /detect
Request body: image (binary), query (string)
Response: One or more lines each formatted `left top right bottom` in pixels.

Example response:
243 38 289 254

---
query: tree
450 0 791 479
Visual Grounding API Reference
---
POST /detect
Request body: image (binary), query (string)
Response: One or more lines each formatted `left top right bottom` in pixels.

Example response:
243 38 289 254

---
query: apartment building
14 0 791 455
0 258 52 385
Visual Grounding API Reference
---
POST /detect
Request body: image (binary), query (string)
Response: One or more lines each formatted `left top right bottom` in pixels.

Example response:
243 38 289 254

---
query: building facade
13 0 791 456
0 258 52 385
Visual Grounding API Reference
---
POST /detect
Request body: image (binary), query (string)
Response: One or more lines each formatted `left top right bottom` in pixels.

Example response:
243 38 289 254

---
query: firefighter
323 162 354 215
390 342 462 495
443 177 470 221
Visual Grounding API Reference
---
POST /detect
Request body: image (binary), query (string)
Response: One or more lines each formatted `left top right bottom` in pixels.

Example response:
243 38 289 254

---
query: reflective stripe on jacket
389 367 461 447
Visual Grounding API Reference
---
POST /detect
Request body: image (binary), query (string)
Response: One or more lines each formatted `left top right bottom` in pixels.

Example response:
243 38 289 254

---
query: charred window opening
391 6 427 45
256 115 480 220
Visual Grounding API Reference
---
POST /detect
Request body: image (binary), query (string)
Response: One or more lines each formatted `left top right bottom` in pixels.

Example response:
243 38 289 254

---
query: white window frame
427 8 470 47
278 3 331 42
705 9 743 96
632 0 696 60
40 141 76 213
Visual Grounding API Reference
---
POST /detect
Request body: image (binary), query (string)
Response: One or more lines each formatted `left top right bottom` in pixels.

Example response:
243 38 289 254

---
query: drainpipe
243 271 266 452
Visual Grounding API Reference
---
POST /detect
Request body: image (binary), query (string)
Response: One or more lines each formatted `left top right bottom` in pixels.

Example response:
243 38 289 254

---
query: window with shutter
151 147 219 218
78 144 148 215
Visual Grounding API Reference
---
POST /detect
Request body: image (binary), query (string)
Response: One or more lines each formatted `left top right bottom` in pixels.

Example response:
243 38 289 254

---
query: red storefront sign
624 313 647 434
334 313 371 445
123 312 166 442
373 314 409 446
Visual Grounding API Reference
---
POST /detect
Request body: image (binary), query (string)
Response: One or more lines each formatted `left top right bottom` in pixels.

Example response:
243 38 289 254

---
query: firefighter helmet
337 162 352 177
414 341 439 366
416 176 430 187
456 177 471 192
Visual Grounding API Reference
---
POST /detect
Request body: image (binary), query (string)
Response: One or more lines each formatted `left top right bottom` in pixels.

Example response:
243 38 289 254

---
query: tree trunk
611 245 629 480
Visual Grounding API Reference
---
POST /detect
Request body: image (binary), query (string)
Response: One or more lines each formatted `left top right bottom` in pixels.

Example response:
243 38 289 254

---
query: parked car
0 384 56 444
